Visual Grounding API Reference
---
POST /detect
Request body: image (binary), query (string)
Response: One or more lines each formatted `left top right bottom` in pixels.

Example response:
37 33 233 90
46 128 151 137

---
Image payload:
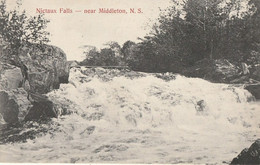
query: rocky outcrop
0 91 19 123
214 59 240 80
0 89 32 123
0 89 59 123
182 59 241 83
231 139 260 164
0 43 69 123
18 44 70 94
0 62 23 90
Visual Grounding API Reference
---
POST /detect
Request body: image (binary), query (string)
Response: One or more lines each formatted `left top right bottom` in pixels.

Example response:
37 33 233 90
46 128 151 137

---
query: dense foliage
79 0 260 75
0 0 49 58
79 42 125 66
127 0 260 73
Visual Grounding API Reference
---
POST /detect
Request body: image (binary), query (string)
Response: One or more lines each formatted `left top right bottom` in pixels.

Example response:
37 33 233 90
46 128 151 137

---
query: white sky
6 0 171 60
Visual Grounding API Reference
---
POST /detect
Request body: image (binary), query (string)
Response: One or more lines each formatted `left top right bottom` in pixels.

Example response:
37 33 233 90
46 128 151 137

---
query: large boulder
0 89 31 123
0 91 19 123
18 44 70 94
231 139 260 164
0 89 58 124
0 62 23 90
0 43 68 123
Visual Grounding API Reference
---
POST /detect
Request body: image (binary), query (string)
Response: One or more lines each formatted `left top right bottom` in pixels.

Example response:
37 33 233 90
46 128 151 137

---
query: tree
0 0 50 60
125 0 260 73
79 42 122 66
104 41 121 50
122 40 136 61
99 48 118 66
104 41 123 58
80 47 100 66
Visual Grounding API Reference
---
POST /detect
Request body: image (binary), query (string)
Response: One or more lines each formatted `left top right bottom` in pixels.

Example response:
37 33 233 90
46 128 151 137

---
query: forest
80 0 260 82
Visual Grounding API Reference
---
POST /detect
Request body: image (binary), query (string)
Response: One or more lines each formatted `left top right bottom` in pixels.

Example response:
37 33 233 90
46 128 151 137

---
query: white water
0 67 259 163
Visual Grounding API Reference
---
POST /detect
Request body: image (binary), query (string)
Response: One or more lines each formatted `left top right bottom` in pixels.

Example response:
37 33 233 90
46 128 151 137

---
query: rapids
0 67 259 163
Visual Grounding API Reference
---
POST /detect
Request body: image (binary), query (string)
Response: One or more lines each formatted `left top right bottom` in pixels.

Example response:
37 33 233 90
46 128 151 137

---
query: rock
0 91 19 123
76 67 145 82
0 89 31 123
0 43 68 123
245 84 260 100
231 139 260 164
182 59 241 83
252 65 260 81
68 60 80 68
0 89 58 123
24 93 57 121
230 75 249 84
214 59 240 78
18 44 70 94
0 62 23 90
196 100 208 114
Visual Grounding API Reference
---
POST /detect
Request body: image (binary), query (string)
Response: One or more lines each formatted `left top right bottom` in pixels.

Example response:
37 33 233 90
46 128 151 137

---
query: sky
6 0 171 61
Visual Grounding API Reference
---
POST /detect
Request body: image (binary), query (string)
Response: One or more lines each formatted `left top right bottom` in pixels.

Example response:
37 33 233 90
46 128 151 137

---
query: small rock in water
195 100 208 115
80 126 95 135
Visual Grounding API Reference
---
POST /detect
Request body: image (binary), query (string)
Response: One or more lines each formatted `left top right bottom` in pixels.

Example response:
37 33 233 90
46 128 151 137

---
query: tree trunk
210 39 213 59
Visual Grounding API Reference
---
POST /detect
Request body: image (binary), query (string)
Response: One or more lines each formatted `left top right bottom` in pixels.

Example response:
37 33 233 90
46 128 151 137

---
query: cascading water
0 67 259 163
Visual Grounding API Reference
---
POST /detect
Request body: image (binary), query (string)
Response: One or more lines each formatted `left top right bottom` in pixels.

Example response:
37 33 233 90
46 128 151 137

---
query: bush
0 0 50 57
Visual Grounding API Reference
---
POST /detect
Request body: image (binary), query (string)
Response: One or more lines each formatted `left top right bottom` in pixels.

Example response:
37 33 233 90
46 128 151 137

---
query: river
0 67 259 163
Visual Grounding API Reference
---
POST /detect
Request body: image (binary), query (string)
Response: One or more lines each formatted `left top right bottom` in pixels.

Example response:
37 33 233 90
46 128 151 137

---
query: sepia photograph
0 0 259 164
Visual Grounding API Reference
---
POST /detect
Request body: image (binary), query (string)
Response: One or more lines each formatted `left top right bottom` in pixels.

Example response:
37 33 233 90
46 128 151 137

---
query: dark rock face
231 139 260 164
24 92 58 121
18 44 70 94
0 89 31 123
0 91 19 123
24 100 57 121
0 89 58 123
245 85 260 100
252 65 260 81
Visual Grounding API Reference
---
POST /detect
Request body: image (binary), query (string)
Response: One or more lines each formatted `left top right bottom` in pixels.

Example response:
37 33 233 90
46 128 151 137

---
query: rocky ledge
18 44 70 94
231 139 260 164
0 44 69 124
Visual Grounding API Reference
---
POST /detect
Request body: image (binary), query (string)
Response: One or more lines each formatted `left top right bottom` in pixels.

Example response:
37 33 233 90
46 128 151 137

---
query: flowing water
0 67 259 163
